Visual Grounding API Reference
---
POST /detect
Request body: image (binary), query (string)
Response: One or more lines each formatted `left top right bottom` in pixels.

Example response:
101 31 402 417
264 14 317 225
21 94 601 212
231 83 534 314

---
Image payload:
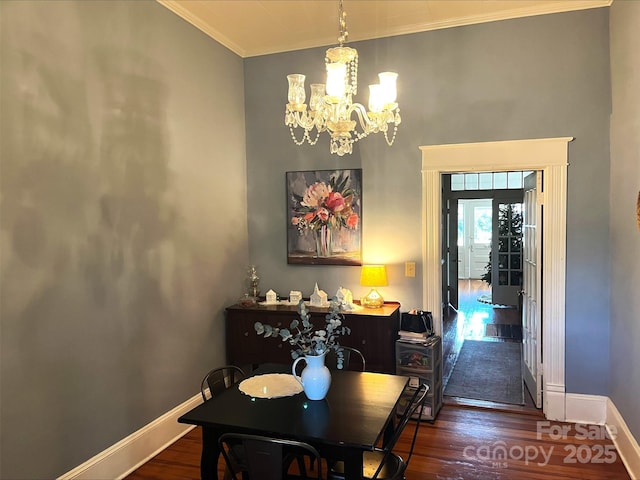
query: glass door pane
492 202 523 306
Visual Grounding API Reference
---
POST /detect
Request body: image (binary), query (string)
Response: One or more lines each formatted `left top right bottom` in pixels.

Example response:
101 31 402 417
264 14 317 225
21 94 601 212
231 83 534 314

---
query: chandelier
284 0 401 156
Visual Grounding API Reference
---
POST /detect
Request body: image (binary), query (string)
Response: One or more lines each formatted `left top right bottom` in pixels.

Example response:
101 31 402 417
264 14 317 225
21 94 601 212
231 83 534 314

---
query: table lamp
360 264 388 308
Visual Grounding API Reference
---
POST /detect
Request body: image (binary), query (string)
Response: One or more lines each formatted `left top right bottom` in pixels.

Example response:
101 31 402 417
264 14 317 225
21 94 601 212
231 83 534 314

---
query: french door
522 172 543 408
491 192 524 307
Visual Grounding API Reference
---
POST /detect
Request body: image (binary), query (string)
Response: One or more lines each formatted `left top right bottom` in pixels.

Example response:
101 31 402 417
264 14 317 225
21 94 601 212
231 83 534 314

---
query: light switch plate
405 261 416 277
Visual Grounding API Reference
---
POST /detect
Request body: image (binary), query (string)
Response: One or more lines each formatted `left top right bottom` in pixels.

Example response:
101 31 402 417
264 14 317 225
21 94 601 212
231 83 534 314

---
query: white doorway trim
420 137 572 421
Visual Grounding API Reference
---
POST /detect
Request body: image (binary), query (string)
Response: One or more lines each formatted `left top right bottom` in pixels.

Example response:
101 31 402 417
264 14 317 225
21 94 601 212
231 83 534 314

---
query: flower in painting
346 213 359 229
290 171 359 234
302 182 331 208
326 192 345 212
317 207 330 222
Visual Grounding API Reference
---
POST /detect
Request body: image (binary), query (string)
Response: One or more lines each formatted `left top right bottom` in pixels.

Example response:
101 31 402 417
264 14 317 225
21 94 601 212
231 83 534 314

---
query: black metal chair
326 346 366 371
199 366 247 479
218 433 323 480
200 365 246 401
326 383 429 480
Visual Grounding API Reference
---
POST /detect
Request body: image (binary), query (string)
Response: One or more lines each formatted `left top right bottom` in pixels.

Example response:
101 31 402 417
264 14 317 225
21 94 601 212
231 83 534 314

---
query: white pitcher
292 352 332 400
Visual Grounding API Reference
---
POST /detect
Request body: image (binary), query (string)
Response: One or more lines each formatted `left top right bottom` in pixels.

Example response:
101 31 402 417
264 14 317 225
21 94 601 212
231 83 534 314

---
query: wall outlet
405 261 416 277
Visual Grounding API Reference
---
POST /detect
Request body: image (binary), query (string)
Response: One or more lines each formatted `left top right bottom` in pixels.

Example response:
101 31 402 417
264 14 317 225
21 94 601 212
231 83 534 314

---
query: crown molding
157 0 248 57
157 0 611 58
362 0 613 40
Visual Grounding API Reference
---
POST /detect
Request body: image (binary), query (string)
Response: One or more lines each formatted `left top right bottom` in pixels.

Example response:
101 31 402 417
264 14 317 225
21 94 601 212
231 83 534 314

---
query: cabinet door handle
277 344 283 349
244 332 249 337
361 339 366 345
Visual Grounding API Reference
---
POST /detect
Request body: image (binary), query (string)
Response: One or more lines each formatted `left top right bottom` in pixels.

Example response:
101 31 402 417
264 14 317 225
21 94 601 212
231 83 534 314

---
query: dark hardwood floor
125 404 631 479
442 279 537 409
124 280 631 479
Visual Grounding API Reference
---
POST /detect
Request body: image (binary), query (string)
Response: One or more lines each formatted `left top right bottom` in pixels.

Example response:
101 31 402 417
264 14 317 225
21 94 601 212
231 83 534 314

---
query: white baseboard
563 393 639 479
57 394 202 480
565 393 608 424
544 384 567 421
607 398 640 480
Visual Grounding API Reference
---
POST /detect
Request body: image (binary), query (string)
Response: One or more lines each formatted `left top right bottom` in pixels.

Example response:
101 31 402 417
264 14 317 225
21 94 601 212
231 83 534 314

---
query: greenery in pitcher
254 299 351 368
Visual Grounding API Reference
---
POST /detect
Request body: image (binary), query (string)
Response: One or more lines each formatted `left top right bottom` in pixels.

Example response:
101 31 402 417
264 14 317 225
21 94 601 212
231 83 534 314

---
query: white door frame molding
420 137 572 421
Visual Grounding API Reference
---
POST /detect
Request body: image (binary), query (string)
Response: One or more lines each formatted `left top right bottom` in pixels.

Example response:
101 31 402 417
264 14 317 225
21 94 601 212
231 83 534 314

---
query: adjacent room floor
443 279 537 410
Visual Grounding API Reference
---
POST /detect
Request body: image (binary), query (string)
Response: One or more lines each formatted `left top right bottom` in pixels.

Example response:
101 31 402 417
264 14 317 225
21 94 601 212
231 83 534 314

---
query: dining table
178 363 410 480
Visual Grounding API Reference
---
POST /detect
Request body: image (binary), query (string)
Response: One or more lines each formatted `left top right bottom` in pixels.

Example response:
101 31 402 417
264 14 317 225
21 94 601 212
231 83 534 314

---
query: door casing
420 137 571 421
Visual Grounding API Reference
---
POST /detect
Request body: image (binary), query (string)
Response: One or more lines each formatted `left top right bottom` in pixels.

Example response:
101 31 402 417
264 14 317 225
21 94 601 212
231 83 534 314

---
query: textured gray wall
1 2 635 478
609 0 640 442
0 1 248 478
245 9 613 393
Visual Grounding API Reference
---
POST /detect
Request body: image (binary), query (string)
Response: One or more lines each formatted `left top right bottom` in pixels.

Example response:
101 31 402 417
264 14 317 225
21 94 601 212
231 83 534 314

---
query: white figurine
335 287 345 304
310 283 328 307
265 289 277 304
336 286 355 309
289 290 303 304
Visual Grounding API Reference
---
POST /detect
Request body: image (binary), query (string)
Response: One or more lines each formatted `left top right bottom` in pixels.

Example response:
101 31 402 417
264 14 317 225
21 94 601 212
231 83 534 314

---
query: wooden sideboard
226 301 401 374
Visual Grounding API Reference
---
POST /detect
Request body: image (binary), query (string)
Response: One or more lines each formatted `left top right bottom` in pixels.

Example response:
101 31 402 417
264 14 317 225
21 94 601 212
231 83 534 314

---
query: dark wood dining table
178 363 409 480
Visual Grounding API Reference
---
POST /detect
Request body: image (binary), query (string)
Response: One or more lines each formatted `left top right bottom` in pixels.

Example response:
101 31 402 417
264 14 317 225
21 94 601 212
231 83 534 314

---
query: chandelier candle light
285 0 401 156
360 264 388 309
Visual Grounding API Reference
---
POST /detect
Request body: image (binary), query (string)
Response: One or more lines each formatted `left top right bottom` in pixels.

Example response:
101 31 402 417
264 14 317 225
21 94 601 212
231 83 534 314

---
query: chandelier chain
337 0 348 46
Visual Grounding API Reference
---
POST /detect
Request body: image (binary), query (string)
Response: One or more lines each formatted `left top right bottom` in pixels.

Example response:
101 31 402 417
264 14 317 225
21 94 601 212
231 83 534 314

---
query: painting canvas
287 169 362 266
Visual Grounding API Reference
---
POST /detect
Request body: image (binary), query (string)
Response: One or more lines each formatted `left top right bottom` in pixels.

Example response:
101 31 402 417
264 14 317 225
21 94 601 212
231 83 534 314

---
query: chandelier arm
346 103 376 135
291 110 317 130
314 114 328 133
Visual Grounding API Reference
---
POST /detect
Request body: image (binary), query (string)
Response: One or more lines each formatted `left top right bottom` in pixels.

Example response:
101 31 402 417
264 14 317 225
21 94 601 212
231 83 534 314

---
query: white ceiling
157 0 611 58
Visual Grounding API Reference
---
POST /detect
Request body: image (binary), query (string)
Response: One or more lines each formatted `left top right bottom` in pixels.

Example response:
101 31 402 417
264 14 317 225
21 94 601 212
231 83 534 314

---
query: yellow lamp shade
360 265 388 287
360 265 387 308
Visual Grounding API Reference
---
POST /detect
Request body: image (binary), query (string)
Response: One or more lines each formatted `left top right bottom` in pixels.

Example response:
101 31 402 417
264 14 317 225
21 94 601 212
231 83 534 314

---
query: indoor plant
254 299 351 366
255 299 351 400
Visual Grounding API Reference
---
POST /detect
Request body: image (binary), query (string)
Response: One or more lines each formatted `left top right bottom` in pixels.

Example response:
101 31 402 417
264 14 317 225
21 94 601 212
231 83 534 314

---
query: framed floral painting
286 169 362 266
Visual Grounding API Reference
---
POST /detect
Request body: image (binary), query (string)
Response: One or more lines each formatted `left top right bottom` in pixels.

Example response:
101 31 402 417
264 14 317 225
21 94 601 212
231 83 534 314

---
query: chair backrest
326 346 366 371
200 365 245 401
371 383 429 479
218 433 323 480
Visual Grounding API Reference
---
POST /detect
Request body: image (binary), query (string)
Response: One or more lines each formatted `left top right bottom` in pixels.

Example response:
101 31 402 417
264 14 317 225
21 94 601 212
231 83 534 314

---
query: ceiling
157 0 611 58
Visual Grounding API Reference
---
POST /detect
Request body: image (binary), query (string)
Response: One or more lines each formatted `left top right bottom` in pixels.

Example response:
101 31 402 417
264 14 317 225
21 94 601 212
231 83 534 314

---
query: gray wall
0 1 248 478
245 9 613 392
1 2 637 479
609 1 640 441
